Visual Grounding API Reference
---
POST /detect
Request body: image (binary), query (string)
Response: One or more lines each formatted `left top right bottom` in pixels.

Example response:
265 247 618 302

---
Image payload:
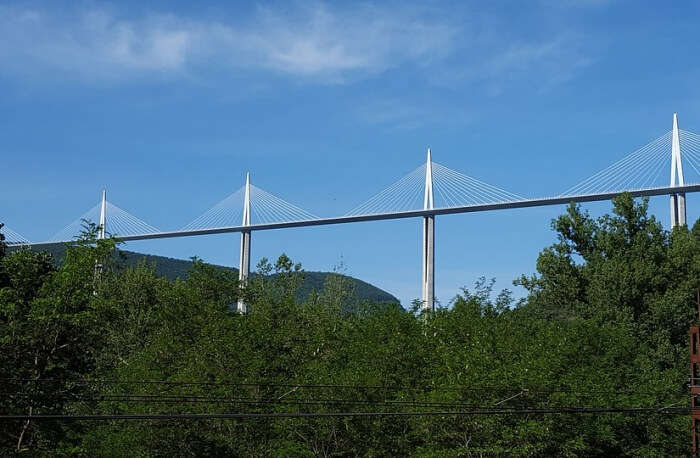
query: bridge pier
421 215 434 312
237 230 251 313
678 193 687 226
670 113 687 228
236 173 252 313
421 149 435 313
671 193 687 227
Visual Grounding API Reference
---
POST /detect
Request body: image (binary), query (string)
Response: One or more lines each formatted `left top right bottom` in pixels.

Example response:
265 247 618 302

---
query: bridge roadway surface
22 183 700 247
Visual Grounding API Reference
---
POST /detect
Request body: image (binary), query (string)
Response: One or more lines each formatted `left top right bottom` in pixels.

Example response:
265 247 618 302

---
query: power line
5 390 687 420
1 393 506 409
1 378 683 396
0 407 692 422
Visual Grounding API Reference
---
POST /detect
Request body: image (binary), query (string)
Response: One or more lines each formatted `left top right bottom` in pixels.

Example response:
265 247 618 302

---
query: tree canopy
1 194 699 456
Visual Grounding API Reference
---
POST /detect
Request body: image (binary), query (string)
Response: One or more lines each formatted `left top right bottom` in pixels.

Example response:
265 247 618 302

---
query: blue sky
2 0 700 305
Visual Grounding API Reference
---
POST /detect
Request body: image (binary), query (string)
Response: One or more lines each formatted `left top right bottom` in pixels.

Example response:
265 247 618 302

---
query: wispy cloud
0 8 195 78
0 2 598 90
431 34 594 94
235 4 455 80
0 4 455 83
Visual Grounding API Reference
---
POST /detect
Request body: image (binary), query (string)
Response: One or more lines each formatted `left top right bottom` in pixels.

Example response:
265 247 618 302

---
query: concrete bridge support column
678 193 687 226
237 230 251 313
421 215 435 313
237 172 252 313
671 193 687 228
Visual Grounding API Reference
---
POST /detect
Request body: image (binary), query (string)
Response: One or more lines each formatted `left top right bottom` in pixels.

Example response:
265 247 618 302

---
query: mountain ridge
12 244 400 304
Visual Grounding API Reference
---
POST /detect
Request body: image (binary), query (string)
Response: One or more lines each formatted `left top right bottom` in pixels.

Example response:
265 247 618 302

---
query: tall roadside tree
516 194 700 454
517 194 699 341
0 224 120 453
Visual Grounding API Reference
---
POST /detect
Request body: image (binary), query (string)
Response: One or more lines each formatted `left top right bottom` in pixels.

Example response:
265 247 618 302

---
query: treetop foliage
1 194 698 456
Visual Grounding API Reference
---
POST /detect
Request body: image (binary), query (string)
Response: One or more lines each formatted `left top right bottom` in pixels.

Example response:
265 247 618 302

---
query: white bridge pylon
346 148 524 313
238 173 251 314
48 190 160 243
562 115 700 199
346 157 524 217
561 114 700 227
671 113 686 227
181 177 317 231
180 173 318 313
421 149 435 313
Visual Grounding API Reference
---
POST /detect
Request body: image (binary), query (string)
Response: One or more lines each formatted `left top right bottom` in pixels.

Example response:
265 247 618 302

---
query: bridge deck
17 183 699 247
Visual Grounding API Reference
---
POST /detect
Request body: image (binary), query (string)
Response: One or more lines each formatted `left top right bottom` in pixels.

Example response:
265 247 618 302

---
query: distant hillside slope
15 244 400 305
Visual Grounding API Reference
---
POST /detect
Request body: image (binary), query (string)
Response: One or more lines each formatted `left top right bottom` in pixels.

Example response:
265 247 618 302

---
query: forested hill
19 244 400 304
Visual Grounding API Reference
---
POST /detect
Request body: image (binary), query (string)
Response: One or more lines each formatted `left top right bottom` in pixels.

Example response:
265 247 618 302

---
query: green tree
2 199 698 456
0 223 120 453
515 194 699 455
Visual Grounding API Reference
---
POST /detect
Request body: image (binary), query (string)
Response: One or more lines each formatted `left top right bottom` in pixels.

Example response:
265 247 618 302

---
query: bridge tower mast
93 189 107 292
671 113 687 227
237 173 252 313
422 148 435 312
98 189 107 239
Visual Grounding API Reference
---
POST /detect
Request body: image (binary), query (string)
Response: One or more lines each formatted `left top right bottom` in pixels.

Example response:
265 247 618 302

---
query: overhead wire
0 406 692 422
0 378 686 396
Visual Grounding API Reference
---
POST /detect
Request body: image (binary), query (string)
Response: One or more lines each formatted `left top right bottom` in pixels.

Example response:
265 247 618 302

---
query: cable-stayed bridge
5 114 700 312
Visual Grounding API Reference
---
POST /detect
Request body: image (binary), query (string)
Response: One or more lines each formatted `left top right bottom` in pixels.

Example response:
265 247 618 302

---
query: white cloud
239 4 455 79
431 34 593 94
0 4 455 83
0 8 191 76
485 36 593 85
0 3 596 89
